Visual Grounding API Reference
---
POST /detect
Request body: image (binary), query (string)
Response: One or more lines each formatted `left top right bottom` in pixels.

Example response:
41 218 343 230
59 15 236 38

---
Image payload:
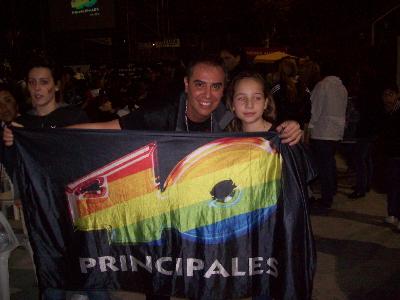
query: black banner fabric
14 128 316 299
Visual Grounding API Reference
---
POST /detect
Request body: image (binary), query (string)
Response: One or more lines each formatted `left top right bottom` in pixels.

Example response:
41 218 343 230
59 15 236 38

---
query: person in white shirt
308 63 348 210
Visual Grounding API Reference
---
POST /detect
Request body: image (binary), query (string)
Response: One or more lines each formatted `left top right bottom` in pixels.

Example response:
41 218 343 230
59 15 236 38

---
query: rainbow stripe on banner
66 137 282 244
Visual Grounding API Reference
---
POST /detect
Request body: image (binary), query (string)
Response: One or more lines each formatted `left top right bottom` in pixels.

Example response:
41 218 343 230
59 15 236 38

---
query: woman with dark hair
270 57 311 130
2 54 111 300
3 54 89 145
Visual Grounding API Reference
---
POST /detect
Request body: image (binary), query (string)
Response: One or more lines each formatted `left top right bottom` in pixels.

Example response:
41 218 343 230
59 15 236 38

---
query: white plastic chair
0 211 20 300
0 168 20 221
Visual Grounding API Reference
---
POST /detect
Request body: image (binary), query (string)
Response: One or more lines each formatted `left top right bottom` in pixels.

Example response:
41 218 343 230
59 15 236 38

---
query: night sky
0 0 399 66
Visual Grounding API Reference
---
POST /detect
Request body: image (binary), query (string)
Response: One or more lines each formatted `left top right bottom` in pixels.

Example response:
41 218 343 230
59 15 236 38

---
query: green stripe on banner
112 180 280 244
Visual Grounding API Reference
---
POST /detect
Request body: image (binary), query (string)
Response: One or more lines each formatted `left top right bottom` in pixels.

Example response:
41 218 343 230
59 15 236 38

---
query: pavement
7 158 400 300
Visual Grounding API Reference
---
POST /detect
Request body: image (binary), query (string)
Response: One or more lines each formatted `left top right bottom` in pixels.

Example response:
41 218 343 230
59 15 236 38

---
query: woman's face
232 78 267 126
27 67 57 110
0 90 17 122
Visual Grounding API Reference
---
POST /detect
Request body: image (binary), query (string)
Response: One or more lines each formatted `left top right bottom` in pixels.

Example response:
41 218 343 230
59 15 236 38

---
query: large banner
14 128 315 299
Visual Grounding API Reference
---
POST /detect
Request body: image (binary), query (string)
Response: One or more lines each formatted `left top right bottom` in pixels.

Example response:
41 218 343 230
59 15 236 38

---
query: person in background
379 83 400 229
220 45 250 83
298 58 321 93
308 61 348 212
59 66 85 107
270 57 311 129
0 84 19 196
85 89 119 122
347 67 381 199
0 84 19 125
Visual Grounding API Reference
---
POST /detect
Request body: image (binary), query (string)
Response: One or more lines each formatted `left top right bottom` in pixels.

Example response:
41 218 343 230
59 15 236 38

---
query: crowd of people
1 48 400 298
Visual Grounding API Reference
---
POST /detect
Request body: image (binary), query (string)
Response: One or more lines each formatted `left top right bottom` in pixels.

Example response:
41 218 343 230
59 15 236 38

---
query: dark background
0 0 399 79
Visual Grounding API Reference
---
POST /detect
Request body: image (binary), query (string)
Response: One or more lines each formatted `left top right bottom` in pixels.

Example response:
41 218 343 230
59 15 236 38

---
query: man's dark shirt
119 93 233 133
16 105 89 128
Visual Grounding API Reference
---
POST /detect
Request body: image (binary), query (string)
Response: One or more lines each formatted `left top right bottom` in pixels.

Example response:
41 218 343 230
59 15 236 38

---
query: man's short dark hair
185 54 226 79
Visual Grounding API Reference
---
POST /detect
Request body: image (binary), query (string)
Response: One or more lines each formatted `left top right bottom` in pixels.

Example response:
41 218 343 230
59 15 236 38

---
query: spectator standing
271 57 312 129
59 67 86 107
379 83 400 228
220 46 250 83
85 90 119 122
308 62 348 210
12 56 88 128
0 84 19 186
2 54 110 300
298 58 321 93
348 68 382 198
0 84 19 125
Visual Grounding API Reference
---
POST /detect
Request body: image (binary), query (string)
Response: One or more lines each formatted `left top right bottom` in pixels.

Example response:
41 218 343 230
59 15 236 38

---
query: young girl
226 71 276 300
226 71 276 133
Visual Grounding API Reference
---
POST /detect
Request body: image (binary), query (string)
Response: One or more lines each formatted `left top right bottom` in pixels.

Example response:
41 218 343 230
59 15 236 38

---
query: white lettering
120 255 128 272
186 258 204 276
130 255 152 272
249 257 263 275
266 258 278 278
204 260 230 278
231 257 246 276
99 256 119 272
156 257 173 275
78 255 279 278
79 258 96 273
175 257 183 276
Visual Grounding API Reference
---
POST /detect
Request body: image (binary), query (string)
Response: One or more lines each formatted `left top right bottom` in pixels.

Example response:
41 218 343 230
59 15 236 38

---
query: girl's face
27 67 57 110
232 78 267 126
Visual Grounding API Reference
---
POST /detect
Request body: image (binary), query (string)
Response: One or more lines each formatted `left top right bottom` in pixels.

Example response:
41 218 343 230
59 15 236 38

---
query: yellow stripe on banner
165 142 269 184
75 153 282 231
